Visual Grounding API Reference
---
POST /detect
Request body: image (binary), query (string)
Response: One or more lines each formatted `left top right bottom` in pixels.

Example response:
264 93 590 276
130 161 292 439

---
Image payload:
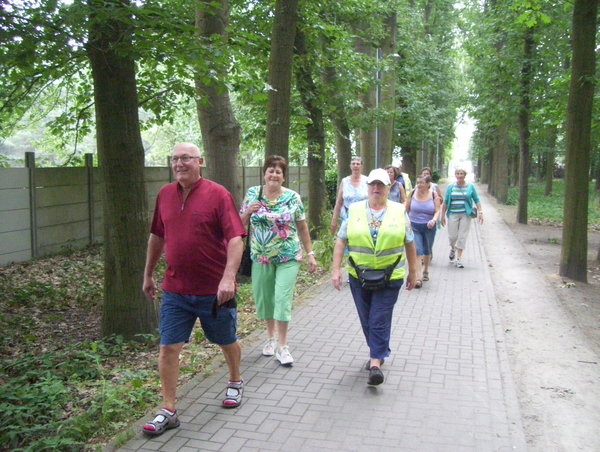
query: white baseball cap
366 168 391 186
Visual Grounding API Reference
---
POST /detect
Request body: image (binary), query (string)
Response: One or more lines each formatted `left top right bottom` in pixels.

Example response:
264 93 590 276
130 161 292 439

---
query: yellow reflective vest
347 201 406 280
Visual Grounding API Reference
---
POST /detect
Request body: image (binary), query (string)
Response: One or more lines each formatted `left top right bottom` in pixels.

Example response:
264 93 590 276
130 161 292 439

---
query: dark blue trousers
348 275 404 360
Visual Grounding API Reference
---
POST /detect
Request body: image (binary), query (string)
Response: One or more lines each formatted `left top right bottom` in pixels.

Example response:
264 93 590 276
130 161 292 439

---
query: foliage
462 0 593 174
325 164 339 209
0 339 159 452
393 1 462 164
0 244 326 450
311 210 336 271
506 180 600 228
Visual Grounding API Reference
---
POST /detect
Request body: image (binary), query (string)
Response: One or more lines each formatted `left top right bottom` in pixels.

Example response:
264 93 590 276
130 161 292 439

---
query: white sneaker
455 259 464 268
276 346 294 366
262 338 276 356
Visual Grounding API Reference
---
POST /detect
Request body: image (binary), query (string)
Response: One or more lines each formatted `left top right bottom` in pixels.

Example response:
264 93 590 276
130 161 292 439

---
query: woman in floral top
240 156 317 366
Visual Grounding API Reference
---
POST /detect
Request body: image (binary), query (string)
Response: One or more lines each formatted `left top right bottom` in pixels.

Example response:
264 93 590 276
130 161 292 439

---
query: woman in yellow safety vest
332 168 418 386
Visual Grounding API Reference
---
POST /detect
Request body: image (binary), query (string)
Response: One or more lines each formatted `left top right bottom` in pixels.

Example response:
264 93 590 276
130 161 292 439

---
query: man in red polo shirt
142 142 246 436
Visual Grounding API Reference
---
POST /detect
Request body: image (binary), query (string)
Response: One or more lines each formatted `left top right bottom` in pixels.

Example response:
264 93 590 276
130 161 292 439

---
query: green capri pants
252 260 301 322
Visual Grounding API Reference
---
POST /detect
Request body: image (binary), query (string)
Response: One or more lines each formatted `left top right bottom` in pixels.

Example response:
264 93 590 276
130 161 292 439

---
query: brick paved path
116 192 527 452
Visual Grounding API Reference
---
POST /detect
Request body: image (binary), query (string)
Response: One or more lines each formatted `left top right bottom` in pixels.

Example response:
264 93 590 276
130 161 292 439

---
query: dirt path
478 187 600 452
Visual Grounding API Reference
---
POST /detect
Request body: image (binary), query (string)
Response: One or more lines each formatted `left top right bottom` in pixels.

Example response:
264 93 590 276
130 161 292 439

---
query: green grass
506 180 600 227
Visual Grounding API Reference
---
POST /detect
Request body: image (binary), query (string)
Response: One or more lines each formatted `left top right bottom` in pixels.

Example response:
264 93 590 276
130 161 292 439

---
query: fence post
25 152 38 258
241 159 246 196
85 153 95 246
166 156 174 183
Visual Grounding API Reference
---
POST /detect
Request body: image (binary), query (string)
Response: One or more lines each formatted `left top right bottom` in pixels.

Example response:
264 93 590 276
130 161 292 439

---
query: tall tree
545 125 557 196
516 26 534 224
323 63 353 186
354 26 378 172
195 0 242 205
87 0 157 338
559 0 598 282
295 26 325 234
378 12 397 167
265 0 300 162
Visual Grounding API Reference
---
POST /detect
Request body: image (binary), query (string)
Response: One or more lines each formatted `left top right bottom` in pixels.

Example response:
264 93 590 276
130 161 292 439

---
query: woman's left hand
307 255 318 274
427 219 436 229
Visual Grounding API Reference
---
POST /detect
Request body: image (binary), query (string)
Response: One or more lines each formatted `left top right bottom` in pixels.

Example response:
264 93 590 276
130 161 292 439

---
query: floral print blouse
240 186 306 265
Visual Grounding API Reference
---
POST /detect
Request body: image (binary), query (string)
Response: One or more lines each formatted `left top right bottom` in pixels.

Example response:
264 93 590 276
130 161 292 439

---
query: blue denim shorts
411 221 437 256
159 290 238 346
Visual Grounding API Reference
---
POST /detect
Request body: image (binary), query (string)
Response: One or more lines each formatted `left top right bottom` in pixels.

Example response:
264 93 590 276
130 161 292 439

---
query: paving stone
115 192 527 452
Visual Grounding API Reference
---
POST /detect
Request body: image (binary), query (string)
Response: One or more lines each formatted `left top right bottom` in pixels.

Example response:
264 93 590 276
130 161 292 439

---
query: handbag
470 201 478 219
238 226 252 277
348 255 402 291
238 186 262 278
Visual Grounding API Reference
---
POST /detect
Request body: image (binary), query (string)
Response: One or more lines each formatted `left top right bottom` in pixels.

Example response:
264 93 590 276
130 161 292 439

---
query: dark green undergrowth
0 337 159 452
0 245 327 451
506 179 600 228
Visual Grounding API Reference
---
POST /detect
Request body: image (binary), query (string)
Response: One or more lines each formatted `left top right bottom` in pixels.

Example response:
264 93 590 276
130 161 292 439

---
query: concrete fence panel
0 157 309 266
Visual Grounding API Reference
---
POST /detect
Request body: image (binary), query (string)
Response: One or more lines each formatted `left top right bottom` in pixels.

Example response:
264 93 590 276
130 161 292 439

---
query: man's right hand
143 276 157 301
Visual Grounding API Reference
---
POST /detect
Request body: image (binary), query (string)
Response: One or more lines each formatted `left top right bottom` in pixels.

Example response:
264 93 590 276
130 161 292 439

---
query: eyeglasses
171 156 200 163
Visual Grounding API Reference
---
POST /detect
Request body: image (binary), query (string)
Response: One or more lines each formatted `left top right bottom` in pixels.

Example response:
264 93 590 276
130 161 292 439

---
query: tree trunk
294 27 325 235
517 26 534 224
87 0 157 339
355 29 377 172
195 0 242 206
510 152 519 187
265 0 300 162
545 125 557 196
379 13 397 167
323 65 353 186
495 122 509 204
535 152 543 183
486 145 494 193
402 148 416 180
560 0 598 282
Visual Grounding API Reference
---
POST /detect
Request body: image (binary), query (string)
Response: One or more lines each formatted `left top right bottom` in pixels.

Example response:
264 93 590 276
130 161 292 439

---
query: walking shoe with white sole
455 259 464 268
262 338 276 356
276 346 294 366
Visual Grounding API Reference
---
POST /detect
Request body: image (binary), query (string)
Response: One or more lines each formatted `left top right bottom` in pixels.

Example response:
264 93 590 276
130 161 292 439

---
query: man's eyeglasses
171 156 200 163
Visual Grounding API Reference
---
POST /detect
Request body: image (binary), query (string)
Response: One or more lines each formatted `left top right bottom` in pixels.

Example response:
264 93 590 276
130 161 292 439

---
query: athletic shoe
456 259 464 268
262 338 276 356
276 346 294 366
449 249 456 261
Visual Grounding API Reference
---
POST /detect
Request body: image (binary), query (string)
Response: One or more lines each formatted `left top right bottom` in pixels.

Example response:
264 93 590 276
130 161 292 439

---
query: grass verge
506 179 600 228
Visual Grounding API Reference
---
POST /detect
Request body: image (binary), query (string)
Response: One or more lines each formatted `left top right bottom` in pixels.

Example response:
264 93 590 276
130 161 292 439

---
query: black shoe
368 367 384 386
365 358 385 371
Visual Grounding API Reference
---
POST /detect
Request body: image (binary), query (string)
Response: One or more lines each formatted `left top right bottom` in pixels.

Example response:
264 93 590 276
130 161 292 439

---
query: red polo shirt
150 178 246 295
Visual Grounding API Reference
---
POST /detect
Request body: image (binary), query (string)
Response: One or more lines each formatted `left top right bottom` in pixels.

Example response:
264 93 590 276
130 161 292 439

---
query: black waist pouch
349 255 401 291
